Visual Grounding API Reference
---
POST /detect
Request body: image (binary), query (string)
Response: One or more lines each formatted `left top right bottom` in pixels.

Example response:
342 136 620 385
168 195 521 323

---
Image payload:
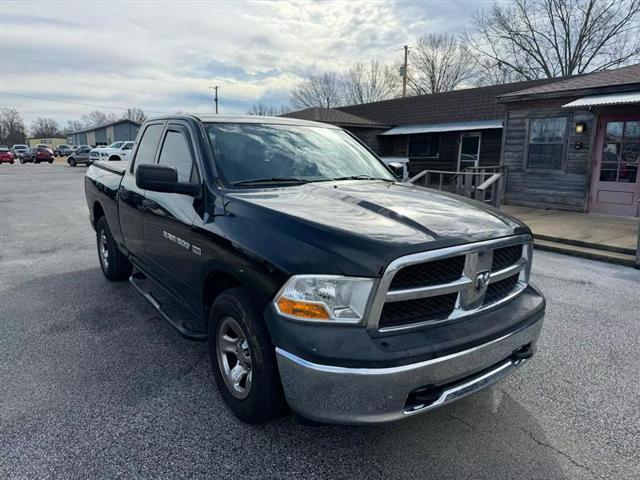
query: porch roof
562 91 640 108
381 119 503 136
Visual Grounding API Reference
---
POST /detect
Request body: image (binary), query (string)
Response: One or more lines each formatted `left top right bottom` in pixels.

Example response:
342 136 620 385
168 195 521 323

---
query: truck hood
223 180 528 276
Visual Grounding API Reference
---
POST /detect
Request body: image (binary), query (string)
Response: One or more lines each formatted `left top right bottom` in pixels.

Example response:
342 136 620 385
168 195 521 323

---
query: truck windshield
205 123 395 186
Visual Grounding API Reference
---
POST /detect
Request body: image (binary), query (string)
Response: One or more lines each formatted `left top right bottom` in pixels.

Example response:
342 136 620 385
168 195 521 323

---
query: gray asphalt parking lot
1 164 639 480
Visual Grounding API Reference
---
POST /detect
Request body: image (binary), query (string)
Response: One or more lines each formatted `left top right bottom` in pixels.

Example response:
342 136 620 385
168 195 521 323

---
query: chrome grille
389 255 465 290
369 235 532 332
491 244 523 271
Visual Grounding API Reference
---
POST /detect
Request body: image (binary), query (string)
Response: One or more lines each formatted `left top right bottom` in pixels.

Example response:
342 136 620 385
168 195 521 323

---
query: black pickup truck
84 115 545 425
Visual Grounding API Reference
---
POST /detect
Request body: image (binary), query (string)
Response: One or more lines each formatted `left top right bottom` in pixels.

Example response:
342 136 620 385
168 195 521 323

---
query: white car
92 141 135 161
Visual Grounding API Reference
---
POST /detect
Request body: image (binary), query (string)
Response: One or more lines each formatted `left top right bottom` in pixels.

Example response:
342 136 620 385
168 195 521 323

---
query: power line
0 91 169 114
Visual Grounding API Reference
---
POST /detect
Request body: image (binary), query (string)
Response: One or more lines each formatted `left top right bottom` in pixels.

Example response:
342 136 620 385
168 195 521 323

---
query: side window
132 123 163 172
122 142 133 150
157 129 199 183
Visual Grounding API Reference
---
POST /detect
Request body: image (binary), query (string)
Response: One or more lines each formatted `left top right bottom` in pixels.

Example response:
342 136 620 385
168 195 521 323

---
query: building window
409 133 439 158
600 120 639 183
527 117 567 170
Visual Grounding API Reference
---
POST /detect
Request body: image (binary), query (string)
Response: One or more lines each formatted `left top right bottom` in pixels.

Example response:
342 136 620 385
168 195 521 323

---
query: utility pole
209 86 219 114
402 45 409 98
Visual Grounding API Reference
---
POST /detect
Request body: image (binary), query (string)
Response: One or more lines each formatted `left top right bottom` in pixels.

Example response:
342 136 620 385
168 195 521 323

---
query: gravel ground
1 164 639 480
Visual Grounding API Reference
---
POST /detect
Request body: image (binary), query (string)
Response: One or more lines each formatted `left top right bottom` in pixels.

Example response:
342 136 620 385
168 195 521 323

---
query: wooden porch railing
407 166 507 208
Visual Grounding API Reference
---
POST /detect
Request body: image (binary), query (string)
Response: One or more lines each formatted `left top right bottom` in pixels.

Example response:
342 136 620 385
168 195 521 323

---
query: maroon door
590 117 640 217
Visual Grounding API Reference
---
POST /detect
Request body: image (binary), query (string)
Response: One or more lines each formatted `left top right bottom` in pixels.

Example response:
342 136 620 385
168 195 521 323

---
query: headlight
274 275 374 324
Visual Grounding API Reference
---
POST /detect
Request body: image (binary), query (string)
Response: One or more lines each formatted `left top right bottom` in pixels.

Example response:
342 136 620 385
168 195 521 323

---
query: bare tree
408 34 476 94
30 118 61 138
471 0 640 80
123 107 147 124
81 110 118 127
63 120 84 135
0 108 27 145
342 61 399 104
290 72 344 109
247 102 291 116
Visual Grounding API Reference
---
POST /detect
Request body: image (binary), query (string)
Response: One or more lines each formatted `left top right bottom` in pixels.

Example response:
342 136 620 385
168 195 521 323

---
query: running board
129 273 207 341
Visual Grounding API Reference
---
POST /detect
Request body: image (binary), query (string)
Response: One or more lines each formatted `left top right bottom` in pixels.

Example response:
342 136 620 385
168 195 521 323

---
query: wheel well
202 271 242 319
93 202 105 228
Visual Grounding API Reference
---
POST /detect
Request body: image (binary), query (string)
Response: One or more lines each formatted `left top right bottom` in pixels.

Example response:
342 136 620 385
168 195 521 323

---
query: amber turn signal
276 297 330 320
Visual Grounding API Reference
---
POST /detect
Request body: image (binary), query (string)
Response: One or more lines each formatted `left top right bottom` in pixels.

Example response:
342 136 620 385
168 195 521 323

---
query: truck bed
92 160 129 175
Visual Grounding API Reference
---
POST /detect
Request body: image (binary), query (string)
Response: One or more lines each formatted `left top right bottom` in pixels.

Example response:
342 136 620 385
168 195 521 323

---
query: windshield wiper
232 177 310 186
330 175 393 182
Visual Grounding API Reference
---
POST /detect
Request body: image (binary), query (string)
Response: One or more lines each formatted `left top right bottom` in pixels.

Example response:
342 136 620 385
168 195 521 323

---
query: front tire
96 216 132 281
208 287 287 424
68 158 76 167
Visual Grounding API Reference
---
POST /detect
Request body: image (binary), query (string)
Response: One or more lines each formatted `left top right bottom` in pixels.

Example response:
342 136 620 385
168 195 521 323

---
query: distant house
285 64 640 217
285 79 559 176
67 119 141 147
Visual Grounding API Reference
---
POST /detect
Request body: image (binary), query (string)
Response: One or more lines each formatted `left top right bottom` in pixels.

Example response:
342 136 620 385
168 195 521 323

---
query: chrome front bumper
275 315 543 424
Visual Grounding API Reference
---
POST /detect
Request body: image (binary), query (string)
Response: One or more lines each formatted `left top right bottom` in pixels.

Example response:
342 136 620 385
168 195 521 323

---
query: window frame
407 133 440 160
129 121 166 174
524 114 571 173
155 123 201 185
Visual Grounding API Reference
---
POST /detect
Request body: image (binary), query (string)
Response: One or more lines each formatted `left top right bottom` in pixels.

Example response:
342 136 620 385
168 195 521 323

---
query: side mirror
136 164 200 196
388 162 405 179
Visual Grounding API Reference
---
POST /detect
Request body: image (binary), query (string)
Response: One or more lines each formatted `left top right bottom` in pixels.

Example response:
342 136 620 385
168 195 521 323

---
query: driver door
143 123 201 308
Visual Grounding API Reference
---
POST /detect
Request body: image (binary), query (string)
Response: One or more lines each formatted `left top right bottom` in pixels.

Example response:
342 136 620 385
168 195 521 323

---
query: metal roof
70 119 141 134
381 119 503 136
562 91 640 108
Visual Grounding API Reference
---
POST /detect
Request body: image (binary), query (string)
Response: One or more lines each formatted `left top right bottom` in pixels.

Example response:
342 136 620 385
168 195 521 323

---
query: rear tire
20 157 25 164
48 160 53 164
34 158 40 164
68 158 76 167
96 216 132 281
208 287 287 424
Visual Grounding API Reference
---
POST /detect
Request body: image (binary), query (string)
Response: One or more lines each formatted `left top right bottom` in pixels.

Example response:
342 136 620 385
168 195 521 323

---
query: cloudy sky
1 0 490 127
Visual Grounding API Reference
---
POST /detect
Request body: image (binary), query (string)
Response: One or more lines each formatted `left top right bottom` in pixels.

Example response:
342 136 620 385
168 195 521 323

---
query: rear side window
132 123 163 171
157 129 199 183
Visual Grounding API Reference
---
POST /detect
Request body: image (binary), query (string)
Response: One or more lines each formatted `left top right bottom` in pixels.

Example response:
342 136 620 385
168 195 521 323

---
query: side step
129 272 207 341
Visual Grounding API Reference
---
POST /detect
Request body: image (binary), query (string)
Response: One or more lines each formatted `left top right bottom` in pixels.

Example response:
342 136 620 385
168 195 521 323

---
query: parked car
67 147 93 167
21 146 54 164
0 147 15 164
12 144 28 157
36 144 52 149
73 144 91 152
92 141 135 161
54 144 74 157
89 148 102 164
85 115 545 425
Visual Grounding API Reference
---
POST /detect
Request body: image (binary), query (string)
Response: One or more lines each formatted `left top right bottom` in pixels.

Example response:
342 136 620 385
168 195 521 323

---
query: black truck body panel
84 114 544 387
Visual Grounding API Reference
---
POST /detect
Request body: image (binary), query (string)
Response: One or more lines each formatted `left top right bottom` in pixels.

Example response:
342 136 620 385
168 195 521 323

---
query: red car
21 147 54 164
0 147 15 164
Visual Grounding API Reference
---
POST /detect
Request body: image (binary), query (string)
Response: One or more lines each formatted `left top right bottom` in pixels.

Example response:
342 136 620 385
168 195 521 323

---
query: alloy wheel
216 316 253 399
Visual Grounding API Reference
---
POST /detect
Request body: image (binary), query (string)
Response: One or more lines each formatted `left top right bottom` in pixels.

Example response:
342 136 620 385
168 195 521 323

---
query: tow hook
513 344 534 360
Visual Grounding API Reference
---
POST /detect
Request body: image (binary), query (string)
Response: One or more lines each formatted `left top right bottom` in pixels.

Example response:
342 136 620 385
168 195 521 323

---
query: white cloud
0 0 486 128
